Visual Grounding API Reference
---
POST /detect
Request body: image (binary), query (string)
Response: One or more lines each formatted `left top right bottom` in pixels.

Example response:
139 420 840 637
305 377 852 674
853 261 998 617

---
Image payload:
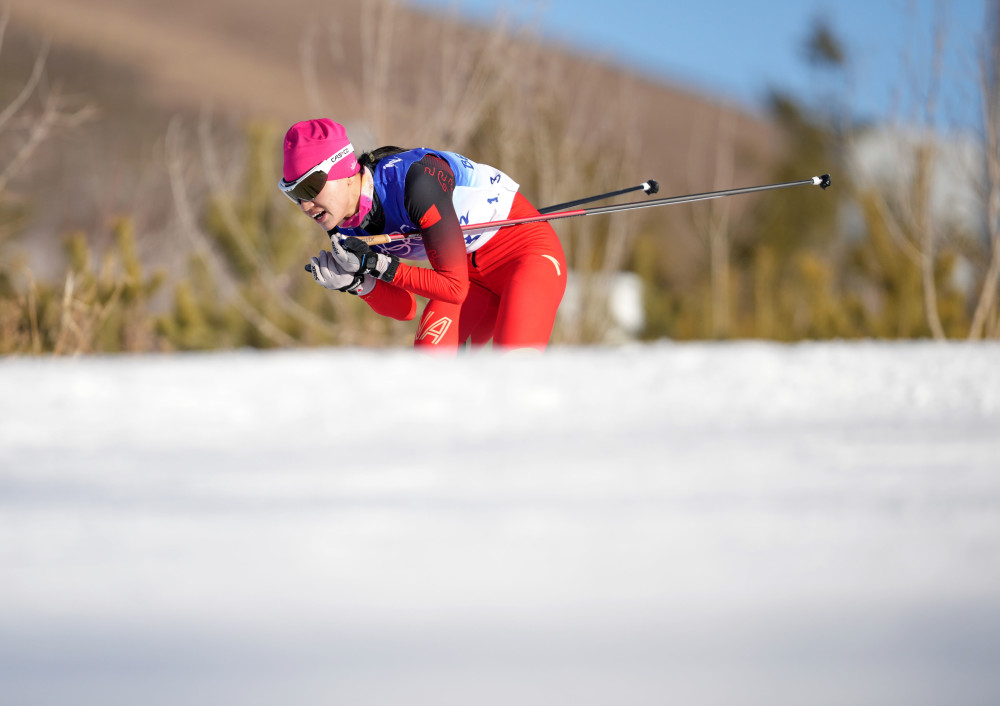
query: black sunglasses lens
290 170 328 201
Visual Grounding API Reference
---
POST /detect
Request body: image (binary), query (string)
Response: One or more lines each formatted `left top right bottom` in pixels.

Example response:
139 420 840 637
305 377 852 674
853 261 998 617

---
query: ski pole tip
813 174 832 190
644 179 660 195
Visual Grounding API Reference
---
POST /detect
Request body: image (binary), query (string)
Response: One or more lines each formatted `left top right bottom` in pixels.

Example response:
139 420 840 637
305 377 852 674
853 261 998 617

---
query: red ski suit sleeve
359 155 468 319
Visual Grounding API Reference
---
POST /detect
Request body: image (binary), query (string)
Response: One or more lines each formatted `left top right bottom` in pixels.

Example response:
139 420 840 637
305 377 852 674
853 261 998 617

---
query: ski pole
537 179 659 214
460 174 832 233
339 174 831 246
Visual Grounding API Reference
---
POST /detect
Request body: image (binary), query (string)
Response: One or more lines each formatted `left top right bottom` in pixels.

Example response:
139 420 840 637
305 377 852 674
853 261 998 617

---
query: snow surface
1 341 999 706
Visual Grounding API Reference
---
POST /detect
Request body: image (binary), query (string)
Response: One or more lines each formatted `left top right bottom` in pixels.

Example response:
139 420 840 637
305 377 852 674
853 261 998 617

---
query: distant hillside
2 0 779 260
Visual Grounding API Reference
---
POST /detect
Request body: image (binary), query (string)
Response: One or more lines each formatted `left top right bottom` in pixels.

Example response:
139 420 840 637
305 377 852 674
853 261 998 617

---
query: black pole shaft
537 179 659 214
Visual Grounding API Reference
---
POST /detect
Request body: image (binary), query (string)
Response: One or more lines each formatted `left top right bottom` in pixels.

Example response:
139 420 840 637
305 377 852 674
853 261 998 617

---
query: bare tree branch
0 30 49 133
968 3 1000 339
687 105 736 338
165 118 298 348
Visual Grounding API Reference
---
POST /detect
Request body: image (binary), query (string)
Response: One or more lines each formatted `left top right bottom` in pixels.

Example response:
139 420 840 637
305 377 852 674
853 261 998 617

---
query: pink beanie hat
282 119 361 182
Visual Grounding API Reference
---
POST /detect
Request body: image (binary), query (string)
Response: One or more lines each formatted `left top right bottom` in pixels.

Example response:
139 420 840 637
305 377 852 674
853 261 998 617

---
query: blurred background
0 0 997 353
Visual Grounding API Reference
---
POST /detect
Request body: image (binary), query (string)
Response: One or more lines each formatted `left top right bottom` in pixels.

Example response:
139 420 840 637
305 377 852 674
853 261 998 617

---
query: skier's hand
306 250 373 295
331 236 400 282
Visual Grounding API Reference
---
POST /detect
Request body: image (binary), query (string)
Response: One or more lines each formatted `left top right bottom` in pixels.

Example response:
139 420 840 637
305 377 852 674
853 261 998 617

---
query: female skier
279 118 566 352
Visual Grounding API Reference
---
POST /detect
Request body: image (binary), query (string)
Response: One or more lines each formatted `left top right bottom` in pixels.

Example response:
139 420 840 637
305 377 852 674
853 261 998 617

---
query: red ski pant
414 193 567 352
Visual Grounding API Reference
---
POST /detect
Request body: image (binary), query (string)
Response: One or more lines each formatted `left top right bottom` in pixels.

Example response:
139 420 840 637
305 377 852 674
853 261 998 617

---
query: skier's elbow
439 275 469 305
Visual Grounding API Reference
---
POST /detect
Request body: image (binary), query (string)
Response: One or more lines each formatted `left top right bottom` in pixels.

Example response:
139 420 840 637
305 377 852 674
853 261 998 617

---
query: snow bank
1 341 998 706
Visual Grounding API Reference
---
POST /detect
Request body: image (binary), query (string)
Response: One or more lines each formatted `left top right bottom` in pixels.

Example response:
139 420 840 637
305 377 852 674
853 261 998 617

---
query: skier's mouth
312 210 327 223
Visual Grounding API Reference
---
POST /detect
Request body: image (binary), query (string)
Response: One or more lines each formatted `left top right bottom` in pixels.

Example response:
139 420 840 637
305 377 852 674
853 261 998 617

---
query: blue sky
406 0 989 131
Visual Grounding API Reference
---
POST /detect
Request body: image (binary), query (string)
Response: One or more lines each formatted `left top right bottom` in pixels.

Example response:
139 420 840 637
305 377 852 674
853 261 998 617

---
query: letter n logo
417 314 453 345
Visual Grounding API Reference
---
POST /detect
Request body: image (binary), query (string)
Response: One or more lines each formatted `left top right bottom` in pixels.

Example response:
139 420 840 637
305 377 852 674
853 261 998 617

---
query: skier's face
298 175 359 229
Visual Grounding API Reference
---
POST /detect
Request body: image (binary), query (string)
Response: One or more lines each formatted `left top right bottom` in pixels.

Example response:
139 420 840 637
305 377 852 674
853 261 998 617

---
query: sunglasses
278 145 355 203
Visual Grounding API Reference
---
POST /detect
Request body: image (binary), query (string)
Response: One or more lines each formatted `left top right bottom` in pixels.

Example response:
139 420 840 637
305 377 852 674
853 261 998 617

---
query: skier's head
279 119 369 230
280 118 360 191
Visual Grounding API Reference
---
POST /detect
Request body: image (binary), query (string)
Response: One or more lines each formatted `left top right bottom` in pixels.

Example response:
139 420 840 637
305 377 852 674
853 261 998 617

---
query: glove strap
338 273 366 295
376 253 400 282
